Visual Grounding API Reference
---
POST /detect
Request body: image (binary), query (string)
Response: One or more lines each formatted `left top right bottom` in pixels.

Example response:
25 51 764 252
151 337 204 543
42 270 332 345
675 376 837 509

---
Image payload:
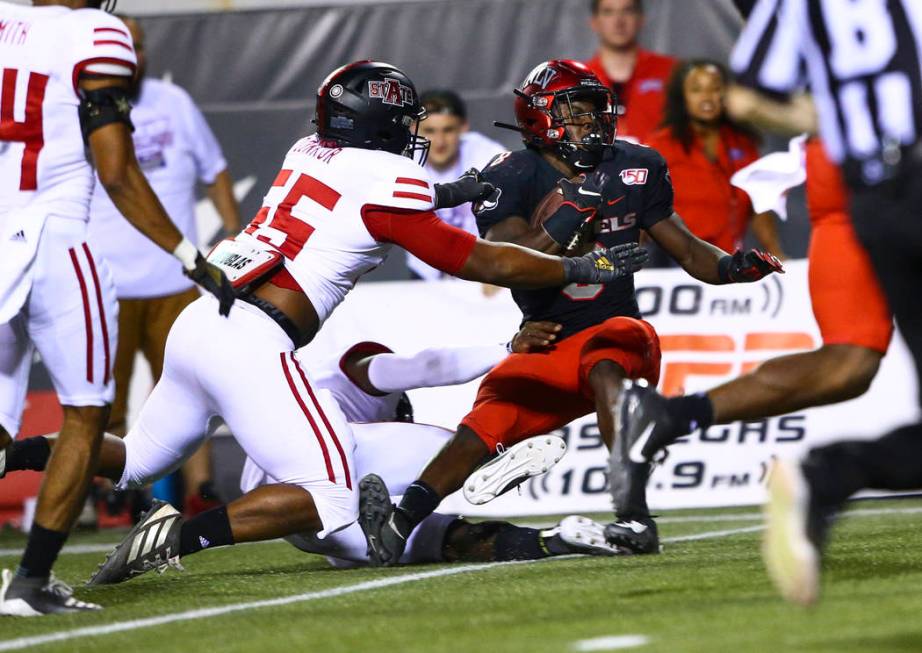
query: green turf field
1 498 921 653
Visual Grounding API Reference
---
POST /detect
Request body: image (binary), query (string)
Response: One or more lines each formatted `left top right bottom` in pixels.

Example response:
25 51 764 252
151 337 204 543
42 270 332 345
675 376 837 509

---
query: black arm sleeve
77 85 134 144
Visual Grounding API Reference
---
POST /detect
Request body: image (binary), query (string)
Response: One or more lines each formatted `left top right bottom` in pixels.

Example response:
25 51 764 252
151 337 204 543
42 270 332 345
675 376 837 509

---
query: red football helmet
513 60 617 169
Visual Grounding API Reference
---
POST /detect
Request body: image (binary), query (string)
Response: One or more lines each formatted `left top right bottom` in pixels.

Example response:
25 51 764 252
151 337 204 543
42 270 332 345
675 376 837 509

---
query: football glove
433 168 495 209
545 170 609 248
186 253 236 317
562 242 649 285
718 249 784 283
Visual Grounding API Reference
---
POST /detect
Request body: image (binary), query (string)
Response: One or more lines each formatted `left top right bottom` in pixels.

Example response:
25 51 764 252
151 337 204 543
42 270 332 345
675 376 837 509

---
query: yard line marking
664 525 764 543
0 505 918 651
572 635 650 651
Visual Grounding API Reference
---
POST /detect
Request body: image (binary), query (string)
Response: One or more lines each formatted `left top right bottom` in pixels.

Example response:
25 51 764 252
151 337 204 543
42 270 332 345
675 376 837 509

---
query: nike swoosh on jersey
577 187 602 197
607 196 626 206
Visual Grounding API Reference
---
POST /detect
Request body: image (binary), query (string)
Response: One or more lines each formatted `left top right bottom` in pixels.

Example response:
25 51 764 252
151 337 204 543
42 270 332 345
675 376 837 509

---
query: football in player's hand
529 184 566 228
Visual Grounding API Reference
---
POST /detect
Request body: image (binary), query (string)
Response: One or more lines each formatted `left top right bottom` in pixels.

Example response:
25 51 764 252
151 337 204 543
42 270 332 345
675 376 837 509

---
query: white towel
730 134 808 220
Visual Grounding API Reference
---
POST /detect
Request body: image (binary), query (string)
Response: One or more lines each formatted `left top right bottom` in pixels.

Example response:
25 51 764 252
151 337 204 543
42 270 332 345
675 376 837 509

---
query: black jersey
475 143 674 340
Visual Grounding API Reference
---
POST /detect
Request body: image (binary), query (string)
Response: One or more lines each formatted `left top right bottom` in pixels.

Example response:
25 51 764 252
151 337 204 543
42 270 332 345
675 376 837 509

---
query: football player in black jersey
358 60 783 564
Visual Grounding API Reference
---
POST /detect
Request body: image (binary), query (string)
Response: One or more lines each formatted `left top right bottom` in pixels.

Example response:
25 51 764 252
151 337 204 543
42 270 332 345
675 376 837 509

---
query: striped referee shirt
730 0 922 185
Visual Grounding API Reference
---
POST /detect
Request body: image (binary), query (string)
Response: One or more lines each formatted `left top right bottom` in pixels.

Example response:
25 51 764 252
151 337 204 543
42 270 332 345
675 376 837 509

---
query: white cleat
463 435 567 505
763 459 820 607
557 516 622 556
0 569 101 616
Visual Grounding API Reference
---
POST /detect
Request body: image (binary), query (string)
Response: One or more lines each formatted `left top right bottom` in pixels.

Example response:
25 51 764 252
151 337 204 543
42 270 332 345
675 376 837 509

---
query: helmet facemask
87 0 118 11
547 88 617 169
399 108 431 166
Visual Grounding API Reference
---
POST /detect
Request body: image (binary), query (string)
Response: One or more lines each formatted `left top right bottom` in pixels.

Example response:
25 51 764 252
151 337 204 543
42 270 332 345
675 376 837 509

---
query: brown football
529 184 566 227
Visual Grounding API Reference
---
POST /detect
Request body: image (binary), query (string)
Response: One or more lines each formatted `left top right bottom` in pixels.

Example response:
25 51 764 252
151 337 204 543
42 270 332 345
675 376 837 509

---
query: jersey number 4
0 69 49 192
245 169 342 258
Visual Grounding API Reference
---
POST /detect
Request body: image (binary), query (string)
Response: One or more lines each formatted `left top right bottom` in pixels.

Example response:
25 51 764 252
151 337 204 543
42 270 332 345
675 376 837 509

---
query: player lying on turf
0 327 617 578
356 59 784 566
0 59 642 591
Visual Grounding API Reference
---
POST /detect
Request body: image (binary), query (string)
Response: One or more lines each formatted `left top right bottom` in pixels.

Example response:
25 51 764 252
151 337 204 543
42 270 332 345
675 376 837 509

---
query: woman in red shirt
647 59 785 257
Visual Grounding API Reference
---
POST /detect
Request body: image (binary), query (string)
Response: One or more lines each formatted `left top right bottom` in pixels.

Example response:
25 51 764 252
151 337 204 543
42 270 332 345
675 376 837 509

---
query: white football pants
118 295 356 538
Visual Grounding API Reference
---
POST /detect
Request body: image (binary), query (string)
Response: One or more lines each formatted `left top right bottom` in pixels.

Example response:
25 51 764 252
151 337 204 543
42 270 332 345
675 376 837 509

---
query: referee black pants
804 164 922 507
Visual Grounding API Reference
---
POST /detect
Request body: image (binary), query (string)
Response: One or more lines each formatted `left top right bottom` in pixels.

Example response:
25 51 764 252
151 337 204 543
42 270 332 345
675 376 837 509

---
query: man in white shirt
88 16 240 515
407 90 506 280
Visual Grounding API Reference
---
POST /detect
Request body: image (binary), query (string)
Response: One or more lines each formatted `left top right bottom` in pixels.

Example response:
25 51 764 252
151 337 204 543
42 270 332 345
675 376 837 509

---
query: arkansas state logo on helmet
313 60 429 164
511 60 617 169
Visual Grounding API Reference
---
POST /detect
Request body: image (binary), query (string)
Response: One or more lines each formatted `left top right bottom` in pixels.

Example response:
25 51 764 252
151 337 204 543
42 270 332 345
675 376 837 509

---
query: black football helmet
314 60 429 164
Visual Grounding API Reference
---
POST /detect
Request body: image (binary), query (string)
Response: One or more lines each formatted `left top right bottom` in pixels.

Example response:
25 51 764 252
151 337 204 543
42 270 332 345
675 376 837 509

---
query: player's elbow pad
78 86 134 144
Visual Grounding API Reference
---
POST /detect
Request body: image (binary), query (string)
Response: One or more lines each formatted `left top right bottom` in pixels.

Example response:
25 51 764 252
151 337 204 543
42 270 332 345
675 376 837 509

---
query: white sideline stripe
2 505 915 652
2 505 920 558
572 634 650 651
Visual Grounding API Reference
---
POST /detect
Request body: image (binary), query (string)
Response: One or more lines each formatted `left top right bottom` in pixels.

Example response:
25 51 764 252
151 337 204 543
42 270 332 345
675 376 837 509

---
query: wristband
173 237 199 272
717 255 733 284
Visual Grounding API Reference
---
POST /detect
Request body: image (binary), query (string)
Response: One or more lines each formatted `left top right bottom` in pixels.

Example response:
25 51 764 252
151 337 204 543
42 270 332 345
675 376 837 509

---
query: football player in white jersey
1 324 619 571
0 0 233 616
24 60 646 589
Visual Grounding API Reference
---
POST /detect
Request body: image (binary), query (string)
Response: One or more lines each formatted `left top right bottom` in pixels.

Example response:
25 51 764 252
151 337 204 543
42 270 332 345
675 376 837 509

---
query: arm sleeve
367 344 507 393
362 206 477 275
639 151 675 229
179 89 227 185
730 0 806 96
68 10 137 95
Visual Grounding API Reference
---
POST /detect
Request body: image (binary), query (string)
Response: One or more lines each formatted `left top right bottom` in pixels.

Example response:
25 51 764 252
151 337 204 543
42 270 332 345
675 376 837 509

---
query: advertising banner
298 261 919 516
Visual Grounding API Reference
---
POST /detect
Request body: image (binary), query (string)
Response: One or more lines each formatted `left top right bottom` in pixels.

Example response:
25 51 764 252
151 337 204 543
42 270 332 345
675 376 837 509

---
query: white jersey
89 78 226 298
0 3 136 221
313 345 401 423
407 131 506 280
238 134 435 323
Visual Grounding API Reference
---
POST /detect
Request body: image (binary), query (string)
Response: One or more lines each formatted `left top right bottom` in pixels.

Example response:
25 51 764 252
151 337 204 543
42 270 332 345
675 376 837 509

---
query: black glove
433 168 495 209
561 242 649 284
186 253 236 317
718 249 784 283
544 170 609 247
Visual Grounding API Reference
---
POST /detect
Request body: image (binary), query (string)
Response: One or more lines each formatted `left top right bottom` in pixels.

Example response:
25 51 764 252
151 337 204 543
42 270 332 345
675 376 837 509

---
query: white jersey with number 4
238 134 436 323
0 3 136 220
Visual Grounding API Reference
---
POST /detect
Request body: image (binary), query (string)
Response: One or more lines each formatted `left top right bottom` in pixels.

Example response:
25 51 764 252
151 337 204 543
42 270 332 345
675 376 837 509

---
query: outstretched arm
358 345 507 395
648 213 783 284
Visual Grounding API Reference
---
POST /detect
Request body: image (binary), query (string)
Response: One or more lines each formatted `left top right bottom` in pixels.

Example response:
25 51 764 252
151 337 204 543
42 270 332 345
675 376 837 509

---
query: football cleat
604 516 661 555
763 459 833 606
358 474 407 567
550 516 623 556
86 500 184 586
619 379 678 464
0 569 101 616
463 435 567 505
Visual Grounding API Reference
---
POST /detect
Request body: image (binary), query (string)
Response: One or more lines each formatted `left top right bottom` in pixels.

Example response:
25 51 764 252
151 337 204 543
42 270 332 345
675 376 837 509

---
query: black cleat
763 459 837 606
0 570 101 616
604 517 661 555
87 500 184 586
619 380 679 464
358 474 407 567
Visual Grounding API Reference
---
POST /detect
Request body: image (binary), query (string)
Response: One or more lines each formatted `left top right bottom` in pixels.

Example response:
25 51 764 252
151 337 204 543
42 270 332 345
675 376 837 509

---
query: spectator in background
88 16 241 517
407 90 506 280
646 59 785 258
584 0 675 144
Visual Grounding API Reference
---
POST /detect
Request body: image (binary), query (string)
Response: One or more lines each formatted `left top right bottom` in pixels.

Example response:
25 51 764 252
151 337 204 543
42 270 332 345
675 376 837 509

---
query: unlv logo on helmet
368 79 414 107
523 65 558 90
